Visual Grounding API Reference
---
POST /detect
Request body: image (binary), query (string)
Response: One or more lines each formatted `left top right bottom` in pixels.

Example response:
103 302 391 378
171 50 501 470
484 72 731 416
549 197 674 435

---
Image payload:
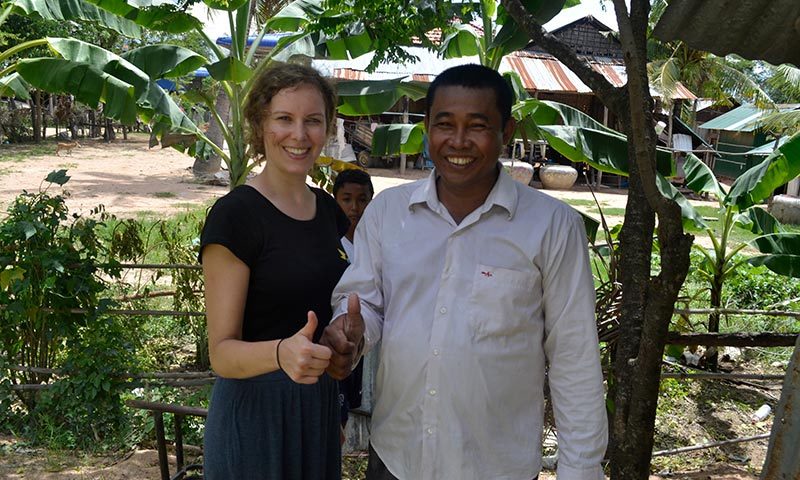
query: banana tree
673 132 800 367
1 0 369 187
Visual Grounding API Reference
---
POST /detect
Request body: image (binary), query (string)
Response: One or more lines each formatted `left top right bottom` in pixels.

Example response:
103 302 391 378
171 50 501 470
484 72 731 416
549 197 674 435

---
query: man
323 64 607 480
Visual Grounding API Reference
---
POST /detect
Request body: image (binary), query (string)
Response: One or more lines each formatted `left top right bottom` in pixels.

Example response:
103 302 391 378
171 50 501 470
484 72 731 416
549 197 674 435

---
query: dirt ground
0 134 756 479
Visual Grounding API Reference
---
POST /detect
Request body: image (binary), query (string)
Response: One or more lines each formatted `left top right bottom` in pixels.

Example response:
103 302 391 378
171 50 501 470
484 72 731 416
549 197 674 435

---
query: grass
0 143 55 161
57 162 78 169
152 191 176 198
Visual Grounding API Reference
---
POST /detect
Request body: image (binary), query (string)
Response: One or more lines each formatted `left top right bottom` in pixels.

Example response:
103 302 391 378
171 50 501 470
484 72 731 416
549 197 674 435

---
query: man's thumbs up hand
321 294 366 380
278 311 332 384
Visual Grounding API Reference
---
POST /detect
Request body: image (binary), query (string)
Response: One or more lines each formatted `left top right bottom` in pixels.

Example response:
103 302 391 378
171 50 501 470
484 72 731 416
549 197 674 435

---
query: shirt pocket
469 263 536 339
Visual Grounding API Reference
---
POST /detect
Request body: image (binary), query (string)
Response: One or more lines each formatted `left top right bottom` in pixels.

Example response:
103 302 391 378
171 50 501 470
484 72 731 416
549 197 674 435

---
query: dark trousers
365 444 538 480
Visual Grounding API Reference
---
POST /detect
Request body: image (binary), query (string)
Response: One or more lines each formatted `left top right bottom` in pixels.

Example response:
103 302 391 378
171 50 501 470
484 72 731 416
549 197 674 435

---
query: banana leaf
266 0 325 31
16 58 137 124
371 122 425 156
749 233 800 277
121 45 207 79
683 152 727 202
0 73 30 100
337 78 428 116
206 56 252 83
203 0 249 11
439 23 480 58
727 131 800 211
655 174 708 229
81 0 200 34
5 0 141 38
538 125 674 177
734 207 784 235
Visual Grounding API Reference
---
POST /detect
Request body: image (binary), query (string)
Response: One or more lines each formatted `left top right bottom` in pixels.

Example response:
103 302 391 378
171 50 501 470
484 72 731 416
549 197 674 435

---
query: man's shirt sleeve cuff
556 462 604 480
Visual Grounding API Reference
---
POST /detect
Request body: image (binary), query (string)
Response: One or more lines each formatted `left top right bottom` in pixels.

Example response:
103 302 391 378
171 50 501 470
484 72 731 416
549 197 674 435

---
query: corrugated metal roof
654 0 800 67
500 52 696 99
699 104 800 132
744 136 789 156
316 48 696 100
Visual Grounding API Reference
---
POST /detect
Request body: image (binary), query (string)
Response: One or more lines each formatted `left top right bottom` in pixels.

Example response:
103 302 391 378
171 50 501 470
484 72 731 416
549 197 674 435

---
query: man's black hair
426 64 514 126
333 168 374 196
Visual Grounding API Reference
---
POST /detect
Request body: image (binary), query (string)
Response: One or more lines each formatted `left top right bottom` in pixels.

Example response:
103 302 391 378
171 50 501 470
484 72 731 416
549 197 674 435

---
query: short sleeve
199 190 261 266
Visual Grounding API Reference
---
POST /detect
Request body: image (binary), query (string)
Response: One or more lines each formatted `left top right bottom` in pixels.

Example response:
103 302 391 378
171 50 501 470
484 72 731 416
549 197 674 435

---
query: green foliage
32 314 139 450
725 263 800 311
0 170 123 409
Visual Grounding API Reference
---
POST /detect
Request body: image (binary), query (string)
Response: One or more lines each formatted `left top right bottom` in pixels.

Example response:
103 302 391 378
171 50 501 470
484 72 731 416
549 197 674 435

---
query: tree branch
501 0 625 111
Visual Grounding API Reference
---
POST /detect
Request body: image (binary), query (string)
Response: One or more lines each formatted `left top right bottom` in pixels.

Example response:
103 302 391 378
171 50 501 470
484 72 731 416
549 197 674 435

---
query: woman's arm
203 243 332 383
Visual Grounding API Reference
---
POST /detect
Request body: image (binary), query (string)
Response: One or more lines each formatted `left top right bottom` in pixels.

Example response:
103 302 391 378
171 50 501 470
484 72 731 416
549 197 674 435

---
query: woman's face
262 83 328 177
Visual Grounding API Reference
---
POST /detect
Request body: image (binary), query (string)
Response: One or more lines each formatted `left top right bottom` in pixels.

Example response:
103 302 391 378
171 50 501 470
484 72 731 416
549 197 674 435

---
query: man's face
425 85 514 196
335 182 372 229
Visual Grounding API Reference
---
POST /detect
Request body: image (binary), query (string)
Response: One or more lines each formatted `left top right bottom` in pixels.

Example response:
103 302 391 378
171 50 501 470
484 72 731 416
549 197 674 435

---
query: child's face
335 183 372 229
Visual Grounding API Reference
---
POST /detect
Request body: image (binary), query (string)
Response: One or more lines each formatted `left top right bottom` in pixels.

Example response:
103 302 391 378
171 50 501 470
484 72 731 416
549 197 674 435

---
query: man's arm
326 196 387 378
541 212 608 480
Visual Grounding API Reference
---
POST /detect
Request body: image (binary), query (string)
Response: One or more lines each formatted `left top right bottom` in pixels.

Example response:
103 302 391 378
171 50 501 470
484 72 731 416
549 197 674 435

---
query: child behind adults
333 168 374 262
332 168 373 433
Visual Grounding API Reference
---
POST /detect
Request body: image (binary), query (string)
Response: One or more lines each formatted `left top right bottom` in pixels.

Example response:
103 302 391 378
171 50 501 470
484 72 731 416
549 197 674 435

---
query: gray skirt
203 370 341 480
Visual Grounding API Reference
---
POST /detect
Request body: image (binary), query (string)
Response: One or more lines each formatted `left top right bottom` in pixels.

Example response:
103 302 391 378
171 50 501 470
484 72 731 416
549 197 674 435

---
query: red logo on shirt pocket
481 271 493 277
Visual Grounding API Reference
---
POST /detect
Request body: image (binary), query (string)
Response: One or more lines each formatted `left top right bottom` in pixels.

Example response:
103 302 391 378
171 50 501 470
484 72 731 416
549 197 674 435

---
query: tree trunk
192 90 229 178
104 117 116 142
760 335 800 479
706 274 723 370
31 90 42 142
608 1 693 478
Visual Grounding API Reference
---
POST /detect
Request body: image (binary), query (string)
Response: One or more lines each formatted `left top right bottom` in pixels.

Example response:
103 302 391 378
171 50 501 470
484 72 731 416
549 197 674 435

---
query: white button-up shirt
332 168 607 480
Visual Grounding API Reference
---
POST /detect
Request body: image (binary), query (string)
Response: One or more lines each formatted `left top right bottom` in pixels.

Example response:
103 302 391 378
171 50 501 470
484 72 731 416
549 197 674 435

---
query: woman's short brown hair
243 62 337 160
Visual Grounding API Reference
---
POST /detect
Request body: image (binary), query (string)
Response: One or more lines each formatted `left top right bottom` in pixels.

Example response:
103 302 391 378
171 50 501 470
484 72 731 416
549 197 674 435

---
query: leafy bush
0 170 122 410
33 315 139 450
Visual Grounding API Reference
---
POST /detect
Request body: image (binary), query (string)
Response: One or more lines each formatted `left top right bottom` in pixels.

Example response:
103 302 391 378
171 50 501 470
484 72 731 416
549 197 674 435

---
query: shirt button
432 349 440 356
429 389 437 396
426 427 434 435
439 306 447 314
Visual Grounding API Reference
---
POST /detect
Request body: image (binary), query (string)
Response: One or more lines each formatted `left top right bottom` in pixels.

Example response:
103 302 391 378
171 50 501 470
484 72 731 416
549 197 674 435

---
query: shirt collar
407 164 519 220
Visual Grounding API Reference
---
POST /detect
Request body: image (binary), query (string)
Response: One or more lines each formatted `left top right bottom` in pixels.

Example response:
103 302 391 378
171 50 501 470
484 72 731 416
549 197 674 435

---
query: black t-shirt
200 185 350 343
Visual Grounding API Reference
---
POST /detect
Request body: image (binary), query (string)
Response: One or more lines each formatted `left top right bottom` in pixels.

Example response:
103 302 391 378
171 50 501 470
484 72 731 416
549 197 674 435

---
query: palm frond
759 110 800 135
767 64 800 102
711 57 775 109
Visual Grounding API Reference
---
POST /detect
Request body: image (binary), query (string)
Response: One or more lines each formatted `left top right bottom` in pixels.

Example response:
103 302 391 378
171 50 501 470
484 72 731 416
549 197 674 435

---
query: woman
200 62 349 479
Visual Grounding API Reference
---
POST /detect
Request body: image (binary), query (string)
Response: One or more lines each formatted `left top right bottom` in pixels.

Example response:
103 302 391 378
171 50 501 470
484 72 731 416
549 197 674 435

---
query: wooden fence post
760 335 800 479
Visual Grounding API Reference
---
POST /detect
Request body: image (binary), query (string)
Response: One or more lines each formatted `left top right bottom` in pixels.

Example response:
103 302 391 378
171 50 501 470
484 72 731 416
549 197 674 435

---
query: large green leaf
325 26 374 60
749 233 800 277
371 122 425 156
578 210 600 244
497 0 568 26
683 152 726 201
439 23 480 58
203 0 249 11
488 19 532 57
206 56 252 83
337 78 428 116
655 174 708 229
82 0 201 33
538 126 674 177
727 131 800 210
6 0 141 37
734 206 784 235
16 58 138 123
0 73 30 100
121 45 207 79
266 0 325 31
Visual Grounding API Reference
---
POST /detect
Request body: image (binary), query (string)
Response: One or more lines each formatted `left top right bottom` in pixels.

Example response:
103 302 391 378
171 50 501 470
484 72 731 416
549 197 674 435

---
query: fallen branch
652 433 770 457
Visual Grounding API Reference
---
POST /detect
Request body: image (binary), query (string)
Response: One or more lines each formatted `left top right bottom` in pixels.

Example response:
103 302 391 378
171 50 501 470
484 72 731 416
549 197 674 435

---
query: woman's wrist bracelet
276 338 285 372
